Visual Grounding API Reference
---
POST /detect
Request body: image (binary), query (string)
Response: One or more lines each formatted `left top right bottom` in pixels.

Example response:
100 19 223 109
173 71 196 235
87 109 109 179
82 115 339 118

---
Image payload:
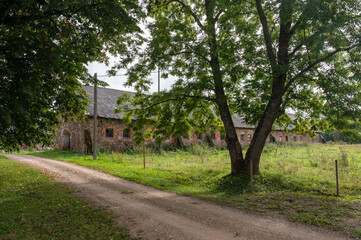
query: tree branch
133 93 215 112
288 42 303 58
255 0 276 68
134 98 178 112
214 10 224 22
183 94 216 103
289 16 302 36
285 45 357 91
168 0 206 31
159 50 209 62
281 88 293 113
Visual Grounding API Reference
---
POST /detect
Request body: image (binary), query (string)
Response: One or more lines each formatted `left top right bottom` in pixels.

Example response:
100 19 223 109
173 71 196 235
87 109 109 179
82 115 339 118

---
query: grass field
0 156 135 239
30 143 361 238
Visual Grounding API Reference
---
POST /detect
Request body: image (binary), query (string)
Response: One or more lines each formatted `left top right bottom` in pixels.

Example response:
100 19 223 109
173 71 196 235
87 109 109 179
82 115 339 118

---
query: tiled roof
83 86 289 130
83 85 135 120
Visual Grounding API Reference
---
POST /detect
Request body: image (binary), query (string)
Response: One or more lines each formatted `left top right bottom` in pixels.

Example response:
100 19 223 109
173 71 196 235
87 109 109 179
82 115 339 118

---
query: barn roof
83 86 280 130
83 85 135 120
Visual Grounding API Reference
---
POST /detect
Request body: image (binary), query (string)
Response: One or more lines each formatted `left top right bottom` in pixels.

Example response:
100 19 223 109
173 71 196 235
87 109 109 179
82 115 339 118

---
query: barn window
294 136 297 142
183 135 189 139
299 136 302 141
220 134 225 140
247 134 251 142
105 128 114 138
241 134 245 142
123 128 130 138
279 136 283 142
285 136 289 142
197 134 202 140
211 133 215 140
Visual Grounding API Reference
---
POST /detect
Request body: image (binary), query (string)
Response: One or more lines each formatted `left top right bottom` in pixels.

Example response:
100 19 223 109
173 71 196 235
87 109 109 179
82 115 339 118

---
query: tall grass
32 143 361 197
30 143 361 237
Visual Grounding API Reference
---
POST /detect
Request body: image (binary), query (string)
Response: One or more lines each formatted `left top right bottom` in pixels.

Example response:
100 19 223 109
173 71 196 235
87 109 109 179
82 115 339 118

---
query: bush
97 146 111 155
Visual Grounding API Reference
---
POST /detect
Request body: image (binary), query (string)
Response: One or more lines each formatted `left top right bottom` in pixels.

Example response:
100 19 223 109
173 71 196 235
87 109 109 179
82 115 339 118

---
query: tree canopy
0 0 141 151
117 0 361 174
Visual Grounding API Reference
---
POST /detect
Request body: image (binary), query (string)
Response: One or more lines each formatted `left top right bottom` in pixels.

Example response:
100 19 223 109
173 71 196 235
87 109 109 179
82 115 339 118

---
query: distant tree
117 0 361 174
323 127 361 143
0 0 142 151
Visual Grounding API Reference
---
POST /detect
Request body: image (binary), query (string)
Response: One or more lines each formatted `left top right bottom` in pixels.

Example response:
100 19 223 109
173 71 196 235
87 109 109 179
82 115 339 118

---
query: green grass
0 155 135 240
30 143 361 238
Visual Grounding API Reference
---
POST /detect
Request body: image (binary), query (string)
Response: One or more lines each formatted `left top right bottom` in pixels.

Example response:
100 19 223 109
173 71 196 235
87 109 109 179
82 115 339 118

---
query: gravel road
5 155 349 240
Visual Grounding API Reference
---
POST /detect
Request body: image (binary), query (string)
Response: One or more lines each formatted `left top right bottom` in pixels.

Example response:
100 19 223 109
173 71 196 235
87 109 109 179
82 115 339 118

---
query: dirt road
5 155 348 240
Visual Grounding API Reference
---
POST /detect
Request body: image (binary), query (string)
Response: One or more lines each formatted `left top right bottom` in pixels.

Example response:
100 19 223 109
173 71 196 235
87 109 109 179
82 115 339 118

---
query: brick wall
55 117 133 153
54 117 325 153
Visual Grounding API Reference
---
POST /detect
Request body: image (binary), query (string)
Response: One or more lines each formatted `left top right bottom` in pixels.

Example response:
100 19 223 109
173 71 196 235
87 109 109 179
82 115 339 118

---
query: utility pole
158 68 160 92
93 73 98 160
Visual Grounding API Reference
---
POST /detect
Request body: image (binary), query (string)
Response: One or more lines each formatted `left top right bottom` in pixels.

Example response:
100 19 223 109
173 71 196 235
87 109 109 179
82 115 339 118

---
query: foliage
0 156 134 239
115 0 361 173
0 0 142 151
32 144 361 236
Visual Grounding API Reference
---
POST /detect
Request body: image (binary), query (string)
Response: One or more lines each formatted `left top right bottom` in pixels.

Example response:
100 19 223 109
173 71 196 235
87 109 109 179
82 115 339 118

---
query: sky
87 57 175 93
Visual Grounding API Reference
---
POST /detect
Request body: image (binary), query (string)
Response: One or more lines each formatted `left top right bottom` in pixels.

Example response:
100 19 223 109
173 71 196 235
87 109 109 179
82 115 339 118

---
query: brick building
54 86 325 153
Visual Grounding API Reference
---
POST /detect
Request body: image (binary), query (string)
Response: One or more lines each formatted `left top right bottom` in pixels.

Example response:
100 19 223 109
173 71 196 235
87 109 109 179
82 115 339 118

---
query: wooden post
250 159 254 194
143 144 146 169
158 68 160 92
335 159 339 196
93 73 98 160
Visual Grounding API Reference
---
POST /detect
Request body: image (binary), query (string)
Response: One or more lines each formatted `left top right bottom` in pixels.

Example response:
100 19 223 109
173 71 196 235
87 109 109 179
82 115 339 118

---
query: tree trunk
84 129 93 155
176 136 184 149
205 0 244 174
245 97 283 173
217 100 245 174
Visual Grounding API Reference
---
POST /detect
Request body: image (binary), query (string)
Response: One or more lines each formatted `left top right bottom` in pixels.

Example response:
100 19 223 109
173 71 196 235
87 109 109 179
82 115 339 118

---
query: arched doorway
63 130 71 150
269 134 276 143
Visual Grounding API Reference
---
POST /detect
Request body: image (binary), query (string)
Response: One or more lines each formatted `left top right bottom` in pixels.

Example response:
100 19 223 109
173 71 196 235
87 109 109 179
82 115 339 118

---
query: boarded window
299 136 302 141
279 136 282 142
247 134 251 142
106 128 114 138
241 134 245 142
294 136 297 142
123 128 130 138
211 133 215 140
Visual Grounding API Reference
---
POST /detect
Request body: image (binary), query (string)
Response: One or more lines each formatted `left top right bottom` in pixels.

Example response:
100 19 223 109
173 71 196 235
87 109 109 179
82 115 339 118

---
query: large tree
0 0 141 151
117 0 361 174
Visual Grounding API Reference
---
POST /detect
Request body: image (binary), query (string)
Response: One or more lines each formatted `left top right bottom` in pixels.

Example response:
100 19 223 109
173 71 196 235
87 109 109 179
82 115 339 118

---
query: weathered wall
54 117 134 153
54 120 83 152
54 117 325 153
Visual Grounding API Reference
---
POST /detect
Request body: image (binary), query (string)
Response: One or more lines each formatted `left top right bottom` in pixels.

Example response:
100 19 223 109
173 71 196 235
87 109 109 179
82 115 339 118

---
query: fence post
335 159 339 197
93 74 97 160
143 144 146 169
250 160 254 194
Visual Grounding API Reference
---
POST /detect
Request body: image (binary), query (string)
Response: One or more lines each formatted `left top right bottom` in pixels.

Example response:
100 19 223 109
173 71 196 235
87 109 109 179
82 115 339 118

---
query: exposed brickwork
54 117 325 154
55 117 133 153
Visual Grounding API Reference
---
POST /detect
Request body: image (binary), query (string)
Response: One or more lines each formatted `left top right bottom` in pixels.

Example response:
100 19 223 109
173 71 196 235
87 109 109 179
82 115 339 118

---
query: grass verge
30 143 361 238
0 155 135 239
